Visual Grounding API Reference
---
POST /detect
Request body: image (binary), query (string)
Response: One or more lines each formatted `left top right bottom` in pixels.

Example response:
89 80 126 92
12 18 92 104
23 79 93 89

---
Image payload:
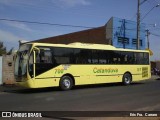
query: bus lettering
93 67 118 73
55 69 64 74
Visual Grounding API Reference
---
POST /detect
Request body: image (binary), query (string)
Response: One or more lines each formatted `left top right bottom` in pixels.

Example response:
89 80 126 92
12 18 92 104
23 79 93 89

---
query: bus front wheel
60 76 73 90
122 73 132 85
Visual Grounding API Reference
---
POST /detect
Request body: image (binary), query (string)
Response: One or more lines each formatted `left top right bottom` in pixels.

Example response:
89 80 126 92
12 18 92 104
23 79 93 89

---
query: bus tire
60 76 73 90
122 73 132 85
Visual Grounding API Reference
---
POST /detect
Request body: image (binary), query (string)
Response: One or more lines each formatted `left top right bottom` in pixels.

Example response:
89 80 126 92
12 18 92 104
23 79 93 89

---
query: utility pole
123 19 126 49
137 0 140 50
146 29 150 49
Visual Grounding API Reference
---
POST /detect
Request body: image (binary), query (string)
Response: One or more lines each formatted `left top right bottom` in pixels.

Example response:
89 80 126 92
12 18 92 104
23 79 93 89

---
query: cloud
0 29 23 50
3 21 33 32
0 0 91 8
0 30 22 42
0 0 11 6
0 0 38 6
52 0 90 7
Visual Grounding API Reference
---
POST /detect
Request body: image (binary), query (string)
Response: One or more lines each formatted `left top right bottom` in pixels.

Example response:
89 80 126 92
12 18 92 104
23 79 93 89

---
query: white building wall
2 55 15 84
0 56 2 85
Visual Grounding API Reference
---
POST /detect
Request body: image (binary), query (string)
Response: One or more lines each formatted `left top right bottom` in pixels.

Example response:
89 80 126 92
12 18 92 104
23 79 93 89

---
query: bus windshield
14 44 31 76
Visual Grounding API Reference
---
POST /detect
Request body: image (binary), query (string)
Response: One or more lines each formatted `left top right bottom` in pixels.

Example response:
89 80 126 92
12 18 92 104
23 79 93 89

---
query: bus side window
99 51 107 64
143 53 149 64
35 47 54 76
74 49 91 64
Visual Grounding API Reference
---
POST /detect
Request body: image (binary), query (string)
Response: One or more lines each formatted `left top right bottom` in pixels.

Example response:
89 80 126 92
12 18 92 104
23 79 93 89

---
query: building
33 26 107 45
151 61 160 70
33 17 146 50
106 17 146 49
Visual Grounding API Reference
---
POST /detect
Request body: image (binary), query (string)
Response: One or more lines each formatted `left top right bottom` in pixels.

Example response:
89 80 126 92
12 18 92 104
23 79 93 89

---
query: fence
2 55 15 84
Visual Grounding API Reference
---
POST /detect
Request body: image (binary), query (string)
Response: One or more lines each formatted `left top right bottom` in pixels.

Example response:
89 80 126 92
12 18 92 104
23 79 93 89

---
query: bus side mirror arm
33 47 40 54
32 47 40 78
33 50 36 78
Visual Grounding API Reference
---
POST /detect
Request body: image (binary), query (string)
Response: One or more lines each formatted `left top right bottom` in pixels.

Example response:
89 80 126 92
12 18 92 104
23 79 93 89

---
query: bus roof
26 42 149 53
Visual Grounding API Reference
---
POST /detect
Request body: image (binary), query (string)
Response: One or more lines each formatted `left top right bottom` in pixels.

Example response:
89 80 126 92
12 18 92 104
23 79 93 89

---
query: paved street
0 76 160 119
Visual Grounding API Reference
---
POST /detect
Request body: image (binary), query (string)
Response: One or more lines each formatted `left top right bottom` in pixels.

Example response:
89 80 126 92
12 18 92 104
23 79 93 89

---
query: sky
0 0 160 61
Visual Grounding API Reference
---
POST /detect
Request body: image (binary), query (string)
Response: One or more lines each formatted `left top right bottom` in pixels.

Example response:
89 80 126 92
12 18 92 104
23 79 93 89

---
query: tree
7 47 14 55
0 42 6 56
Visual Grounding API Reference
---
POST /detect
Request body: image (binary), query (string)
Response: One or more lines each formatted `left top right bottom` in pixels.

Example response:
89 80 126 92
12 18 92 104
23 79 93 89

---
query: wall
106 17 113 45
33 26 107 44
151 61 156 69
0 56 2 85
112 17 146 50
2 55 15 84
156 61 160 70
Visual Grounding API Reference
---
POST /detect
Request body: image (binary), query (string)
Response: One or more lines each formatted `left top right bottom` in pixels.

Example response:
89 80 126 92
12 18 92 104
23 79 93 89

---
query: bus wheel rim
125 76 130 84
63 79 70 88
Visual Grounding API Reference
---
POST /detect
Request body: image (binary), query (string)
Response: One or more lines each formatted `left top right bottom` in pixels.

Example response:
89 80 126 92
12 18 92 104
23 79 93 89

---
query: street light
142 4 159 49
137 2 160 50
141 4 160 21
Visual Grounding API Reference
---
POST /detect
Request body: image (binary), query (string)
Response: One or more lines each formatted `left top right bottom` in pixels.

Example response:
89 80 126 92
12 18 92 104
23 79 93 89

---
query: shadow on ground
156 78 160 80
1 82 144 94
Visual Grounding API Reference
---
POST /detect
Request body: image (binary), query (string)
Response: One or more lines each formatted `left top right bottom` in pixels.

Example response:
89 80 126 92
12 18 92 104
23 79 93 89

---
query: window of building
118 37 129 44
132 39 143 46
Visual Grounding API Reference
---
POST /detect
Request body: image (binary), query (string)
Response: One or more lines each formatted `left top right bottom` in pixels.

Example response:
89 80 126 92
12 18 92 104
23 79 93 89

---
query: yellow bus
14 42 151 90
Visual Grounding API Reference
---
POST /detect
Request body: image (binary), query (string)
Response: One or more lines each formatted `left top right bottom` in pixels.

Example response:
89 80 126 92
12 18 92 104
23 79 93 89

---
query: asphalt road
0 77 160 118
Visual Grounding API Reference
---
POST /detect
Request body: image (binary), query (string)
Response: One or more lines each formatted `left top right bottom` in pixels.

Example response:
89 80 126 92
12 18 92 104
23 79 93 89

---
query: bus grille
142 67 148 78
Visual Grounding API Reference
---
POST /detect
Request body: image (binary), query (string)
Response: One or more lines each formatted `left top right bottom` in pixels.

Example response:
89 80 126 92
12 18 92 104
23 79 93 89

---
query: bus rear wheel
122 73 132 85
60 76 73 90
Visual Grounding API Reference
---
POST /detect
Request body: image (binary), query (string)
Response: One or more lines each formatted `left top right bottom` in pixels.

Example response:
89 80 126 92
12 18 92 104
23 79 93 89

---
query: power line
153 0 160 5
0 18 133 30
140 0 148 5
0 18 152 33
150 32 160 37
0 18 95 29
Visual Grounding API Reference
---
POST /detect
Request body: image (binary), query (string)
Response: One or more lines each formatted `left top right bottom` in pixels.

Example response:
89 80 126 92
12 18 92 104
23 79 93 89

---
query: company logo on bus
93 67 118 74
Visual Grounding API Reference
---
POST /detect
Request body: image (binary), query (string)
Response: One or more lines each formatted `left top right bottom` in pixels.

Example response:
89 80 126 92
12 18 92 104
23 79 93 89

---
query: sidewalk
0 84 24 92
150 75 160 80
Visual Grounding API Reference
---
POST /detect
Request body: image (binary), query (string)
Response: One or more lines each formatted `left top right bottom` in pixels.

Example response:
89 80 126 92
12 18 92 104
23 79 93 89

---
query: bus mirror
146 48 153 56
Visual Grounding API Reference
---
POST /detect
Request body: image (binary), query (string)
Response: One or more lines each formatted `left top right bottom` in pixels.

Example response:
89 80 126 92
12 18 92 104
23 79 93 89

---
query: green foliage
7 47 14 55
0 42 6 56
